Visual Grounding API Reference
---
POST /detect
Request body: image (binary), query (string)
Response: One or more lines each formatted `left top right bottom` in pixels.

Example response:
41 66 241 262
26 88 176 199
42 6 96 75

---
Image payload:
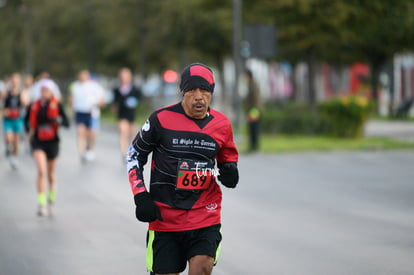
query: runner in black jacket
127 63 239 275
113 67 143 158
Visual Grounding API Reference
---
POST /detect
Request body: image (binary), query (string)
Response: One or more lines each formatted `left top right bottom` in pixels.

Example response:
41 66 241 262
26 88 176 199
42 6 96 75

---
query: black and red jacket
27 98 69 142
127 103 238 231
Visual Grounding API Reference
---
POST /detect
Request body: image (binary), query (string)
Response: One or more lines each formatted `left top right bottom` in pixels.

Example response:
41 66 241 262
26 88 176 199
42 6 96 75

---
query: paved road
1 126 414 275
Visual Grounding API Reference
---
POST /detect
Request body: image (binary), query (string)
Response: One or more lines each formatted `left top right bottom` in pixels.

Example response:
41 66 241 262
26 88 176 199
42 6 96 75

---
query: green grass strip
238 135 414 153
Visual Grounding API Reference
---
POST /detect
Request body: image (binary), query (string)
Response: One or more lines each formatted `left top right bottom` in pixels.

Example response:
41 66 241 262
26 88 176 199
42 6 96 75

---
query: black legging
248 120 260 151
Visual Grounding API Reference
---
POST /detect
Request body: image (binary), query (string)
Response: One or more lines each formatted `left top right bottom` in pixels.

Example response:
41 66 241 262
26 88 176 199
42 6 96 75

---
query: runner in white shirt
69 70 105 162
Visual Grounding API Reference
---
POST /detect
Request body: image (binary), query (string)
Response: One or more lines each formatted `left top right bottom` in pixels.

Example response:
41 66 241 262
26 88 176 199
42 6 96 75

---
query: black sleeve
24 103 32 133
112 88 120 106
131 111 160 163
134 86 143 100
127 111 160 195
58 103 70 128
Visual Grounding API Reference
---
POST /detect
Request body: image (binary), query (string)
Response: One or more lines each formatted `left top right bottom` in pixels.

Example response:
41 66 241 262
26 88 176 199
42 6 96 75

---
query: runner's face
119 69 132 85
182 88 211 119
78 71 89 82
11 73 21 87
40 87 53 101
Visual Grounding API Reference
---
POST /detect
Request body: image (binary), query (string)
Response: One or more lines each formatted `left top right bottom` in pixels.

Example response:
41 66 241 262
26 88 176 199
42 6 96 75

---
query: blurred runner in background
112 67 143 160
26 79 70 216
69 70 105 162
1 73 29 169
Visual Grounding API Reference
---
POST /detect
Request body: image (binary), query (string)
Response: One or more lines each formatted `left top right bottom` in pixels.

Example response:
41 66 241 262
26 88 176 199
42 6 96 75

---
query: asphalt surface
1 122 414 275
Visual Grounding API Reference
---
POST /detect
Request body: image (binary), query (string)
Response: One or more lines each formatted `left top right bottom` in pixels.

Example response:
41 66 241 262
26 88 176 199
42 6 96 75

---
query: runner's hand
217 162 239 188
134 192 163 222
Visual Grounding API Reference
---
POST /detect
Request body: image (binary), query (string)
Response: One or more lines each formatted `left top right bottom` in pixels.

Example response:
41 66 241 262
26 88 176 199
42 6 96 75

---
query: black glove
134 192 163 222
217 162 239 188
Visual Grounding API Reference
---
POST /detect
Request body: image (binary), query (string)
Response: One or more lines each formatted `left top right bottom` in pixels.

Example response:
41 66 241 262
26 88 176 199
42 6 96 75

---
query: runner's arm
111 88 119 114
58 103 70 128
126 113 160 195
126 145 148 195
127 113 163 222
24 103 32 133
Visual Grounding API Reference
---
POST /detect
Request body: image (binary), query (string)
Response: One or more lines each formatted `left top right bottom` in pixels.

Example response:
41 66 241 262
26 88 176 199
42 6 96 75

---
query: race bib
125 97 138 108
176 159 215 190
6 108 20 119
37 125 55 141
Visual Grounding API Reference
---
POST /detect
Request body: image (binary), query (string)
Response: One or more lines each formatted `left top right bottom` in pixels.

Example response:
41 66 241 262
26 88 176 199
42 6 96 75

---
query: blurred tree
0 0 231 78
1 0 413 110
96 0 154 74
340 0 414 111
243 0 353 110
243 0 414 112
143 0 232 71
29 0 99 76
0 0 25 75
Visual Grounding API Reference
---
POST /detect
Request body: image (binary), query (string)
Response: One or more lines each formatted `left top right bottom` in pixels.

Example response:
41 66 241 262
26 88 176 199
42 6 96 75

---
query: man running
1 73 29 169
126 63 239 275
112 67 143 160
69 70 105 162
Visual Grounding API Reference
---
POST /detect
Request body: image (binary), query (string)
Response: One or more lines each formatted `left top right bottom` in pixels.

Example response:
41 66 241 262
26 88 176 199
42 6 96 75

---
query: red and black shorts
146 224 222 274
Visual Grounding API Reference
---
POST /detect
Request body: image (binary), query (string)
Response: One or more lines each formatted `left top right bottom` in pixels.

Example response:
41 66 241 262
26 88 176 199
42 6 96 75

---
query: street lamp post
232 0 242 135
